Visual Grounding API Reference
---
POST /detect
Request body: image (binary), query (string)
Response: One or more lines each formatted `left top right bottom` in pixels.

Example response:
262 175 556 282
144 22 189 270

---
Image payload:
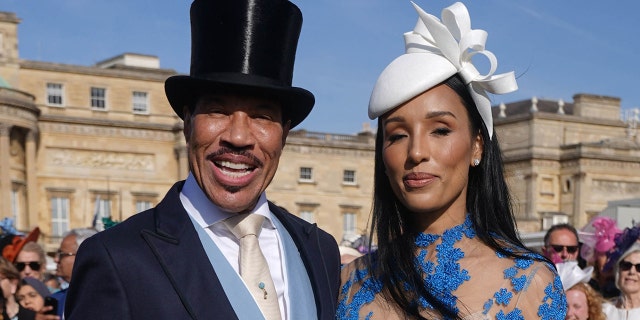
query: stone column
25 129 38 227
572 172 587 227
525 171 538 220
175 136 189 180
0 124 11 218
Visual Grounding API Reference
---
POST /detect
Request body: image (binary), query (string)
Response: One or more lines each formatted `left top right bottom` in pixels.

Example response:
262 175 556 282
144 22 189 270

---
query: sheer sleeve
508 260 566 319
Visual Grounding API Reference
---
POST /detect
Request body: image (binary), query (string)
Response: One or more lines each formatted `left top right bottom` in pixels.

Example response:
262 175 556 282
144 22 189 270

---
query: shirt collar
180 173 276 229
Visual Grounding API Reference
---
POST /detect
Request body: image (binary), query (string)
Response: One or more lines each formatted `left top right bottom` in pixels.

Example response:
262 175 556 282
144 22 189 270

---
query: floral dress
337 216 567 319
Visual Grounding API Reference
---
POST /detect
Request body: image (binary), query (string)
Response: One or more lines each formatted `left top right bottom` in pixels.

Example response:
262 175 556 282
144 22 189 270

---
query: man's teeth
218 161 250 170
217 161 252 177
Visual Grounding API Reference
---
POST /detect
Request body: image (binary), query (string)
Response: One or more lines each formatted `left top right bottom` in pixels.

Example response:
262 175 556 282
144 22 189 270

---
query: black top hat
165 0 315 128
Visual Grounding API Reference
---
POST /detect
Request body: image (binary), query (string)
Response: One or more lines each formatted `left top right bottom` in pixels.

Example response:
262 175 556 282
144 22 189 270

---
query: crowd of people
2 0 639 319
0 224 97 319
541 218 640 320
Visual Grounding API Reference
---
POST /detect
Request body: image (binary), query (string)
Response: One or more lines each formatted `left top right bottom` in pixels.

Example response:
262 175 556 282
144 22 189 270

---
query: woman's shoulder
340 253 377 284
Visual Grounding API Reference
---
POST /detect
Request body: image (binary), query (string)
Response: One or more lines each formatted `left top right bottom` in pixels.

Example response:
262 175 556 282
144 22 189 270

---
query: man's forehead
550 229 579 243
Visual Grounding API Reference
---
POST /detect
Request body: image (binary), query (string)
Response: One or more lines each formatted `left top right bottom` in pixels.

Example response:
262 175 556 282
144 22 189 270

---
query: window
91 87 106 110
343 213 357 237
299 167 313 181
11 189 19 224
300 210 315 223
132 91 149 113
95 197 112 222
46 83 64 106
343 170 356 184
51 197 70 237
135 200 153 213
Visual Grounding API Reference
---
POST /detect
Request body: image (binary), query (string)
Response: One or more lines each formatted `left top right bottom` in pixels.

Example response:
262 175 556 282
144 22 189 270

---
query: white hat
556 261 593 290
368 2 518 139
338 246 363 258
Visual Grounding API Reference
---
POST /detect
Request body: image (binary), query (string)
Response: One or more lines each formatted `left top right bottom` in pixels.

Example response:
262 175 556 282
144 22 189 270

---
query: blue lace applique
511 275 528 292
483 298 494 315
503 267 517 279
537 267 568 320
494 288 513 305
336 262 384 320
336 215 567 319
496 308 524 320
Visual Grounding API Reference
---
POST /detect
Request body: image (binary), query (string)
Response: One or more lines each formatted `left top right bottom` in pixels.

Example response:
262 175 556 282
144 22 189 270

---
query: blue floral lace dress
337 216 567 319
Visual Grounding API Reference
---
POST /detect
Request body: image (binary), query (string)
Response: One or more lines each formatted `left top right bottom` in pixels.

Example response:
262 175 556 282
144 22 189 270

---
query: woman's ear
471 131 484 165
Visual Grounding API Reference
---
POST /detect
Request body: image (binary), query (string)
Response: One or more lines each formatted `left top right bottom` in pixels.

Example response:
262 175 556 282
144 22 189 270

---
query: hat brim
368 53 457 119
165 74 314 129
2 227 40 263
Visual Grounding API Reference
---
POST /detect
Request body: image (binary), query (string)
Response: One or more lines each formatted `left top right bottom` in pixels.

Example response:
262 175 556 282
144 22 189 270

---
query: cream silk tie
224 214 282 320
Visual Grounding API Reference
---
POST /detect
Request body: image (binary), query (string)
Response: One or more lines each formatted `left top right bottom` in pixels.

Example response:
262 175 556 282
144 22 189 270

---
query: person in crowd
556 261 606 320
336 2 566 319
543 223 581 264
0 257 35 319
579 216 621 298
16 277 50 312
15 242 47 281
338 246 362 266
49 228 97 319
602 226 640 319
65 0 340 319
42 273 60 294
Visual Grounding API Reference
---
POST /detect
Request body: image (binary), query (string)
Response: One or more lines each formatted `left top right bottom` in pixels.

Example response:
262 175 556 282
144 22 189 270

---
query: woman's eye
386 134 405 143
433 127 452 136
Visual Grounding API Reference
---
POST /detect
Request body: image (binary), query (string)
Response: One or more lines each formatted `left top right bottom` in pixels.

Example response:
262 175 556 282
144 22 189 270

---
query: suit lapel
142 182 238 320
269 203 335 319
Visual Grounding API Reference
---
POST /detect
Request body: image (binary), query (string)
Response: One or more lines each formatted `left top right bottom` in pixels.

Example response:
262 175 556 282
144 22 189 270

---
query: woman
16 277 50 312
565 283 605 320
336 2 566 319
0 257 35 319
14 242 47 281
602 230 640 319
557 261 605 320
579 216 621 298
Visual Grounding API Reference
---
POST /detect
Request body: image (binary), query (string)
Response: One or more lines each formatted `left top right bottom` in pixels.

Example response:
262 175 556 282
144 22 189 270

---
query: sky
3 0 639 134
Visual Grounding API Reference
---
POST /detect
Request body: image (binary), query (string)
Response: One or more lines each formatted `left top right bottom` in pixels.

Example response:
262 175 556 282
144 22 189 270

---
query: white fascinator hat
368 2 518 139
556 260 594 290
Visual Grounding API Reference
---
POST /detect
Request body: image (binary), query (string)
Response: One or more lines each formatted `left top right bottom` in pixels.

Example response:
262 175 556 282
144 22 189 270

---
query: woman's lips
403 172 437 189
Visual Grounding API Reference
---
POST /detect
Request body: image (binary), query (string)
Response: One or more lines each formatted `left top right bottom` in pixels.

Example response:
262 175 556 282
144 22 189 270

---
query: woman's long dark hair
367 74 538 319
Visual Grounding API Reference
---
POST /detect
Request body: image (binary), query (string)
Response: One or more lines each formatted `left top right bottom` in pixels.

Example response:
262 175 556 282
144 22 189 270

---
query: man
64 0 340 319
541 223 581 263
50 228 98 318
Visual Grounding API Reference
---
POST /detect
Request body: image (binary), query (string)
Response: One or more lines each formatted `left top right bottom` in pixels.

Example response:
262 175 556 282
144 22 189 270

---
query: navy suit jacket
65 181 341 319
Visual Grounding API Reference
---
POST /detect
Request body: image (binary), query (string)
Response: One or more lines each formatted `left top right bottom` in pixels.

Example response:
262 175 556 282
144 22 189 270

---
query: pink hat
579 216 621 264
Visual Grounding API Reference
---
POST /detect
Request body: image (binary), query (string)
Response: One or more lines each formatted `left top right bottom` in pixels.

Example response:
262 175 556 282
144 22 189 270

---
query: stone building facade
495 95 640 232
0 12 186 251
1 11 639 252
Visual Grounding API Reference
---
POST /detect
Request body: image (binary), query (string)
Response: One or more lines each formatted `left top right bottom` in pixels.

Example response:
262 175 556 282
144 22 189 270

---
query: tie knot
224 213 265 240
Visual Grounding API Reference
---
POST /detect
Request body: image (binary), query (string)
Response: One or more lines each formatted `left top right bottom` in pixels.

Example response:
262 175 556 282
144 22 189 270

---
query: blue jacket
64 181 340 319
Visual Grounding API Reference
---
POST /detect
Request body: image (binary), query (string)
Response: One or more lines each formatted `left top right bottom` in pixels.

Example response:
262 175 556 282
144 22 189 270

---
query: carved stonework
0 105 38 122
48 148 154 171
592 180 640 195
582 159 640 170
39 122 174 141
285 144 374 158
